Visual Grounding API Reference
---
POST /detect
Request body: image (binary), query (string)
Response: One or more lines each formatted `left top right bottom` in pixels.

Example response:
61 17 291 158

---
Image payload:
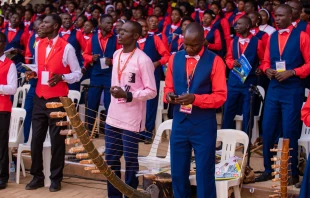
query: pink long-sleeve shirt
106 48 157 132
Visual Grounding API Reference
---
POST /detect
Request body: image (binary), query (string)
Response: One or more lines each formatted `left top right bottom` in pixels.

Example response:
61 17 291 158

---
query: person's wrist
292 70 296 76
62 74 65 81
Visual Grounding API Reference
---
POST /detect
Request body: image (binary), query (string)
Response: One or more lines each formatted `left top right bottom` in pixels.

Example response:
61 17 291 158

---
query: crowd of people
0 0 310 197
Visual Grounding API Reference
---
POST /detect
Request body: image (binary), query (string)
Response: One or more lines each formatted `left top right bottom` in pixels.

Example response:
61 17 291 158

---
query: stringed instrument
47 97 152 198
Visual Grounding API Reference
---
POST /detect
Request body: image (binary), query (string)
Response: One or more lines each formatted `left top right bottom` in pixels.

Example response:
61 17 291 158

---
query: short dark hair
184 22 204 41
126 20 142 36
100 14 113 22
239 15 252 27
172 7 184 17
25 9 34 16
46 14 62 30
203 10 216 20
78 15 88 22
277 4 293 14
181 16 195 27
90 5 102 13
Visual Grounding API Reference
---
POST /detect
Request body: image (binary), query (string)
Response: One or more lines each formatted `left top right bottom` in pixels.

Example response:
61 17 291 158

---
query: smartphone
169 94 179 100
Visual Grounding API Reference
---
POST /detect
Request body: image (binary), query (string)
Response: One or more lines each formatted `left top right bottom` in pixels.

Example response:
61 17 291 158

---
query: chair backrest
27 125 51 147
9 108 26 144
300 123 310 139
217 129 249 176
158 81 165 111
68 90 81 108
148 119 172 158
80 78 90 93
21 84 31 108
13 86 24 108
257 85 265 117
305 88 309 98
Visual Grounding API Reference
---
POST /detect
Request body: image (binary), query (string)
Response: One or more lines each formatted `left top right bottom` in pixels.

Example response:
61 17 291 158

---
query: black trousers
30 95 66 182
0 112 10 183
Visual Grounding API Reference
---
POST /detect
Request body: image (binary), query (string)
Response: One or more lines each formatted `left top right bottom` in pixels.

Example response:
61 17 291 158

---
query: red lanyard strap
186 61 199 93
117 48 137 83
278 33 291 61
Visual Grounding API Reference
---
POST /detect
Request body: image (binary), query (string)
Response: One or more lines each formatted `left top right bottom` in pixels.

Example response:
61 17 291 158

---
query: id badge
179 104 193 114
276 61 286 72
41 71 49 85
116 87 126 104
100 57 108 69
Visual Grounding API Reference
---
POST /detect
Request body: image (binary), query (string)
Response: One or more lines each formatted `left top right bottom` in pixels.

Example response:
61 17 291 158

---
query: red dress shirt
59 27 86 51
213 15 231 51
302 97 310 126
148 29 169 49
293 19 310 37
25 33 40 64
226 34 264 69
259 25 310 78
191 9 206 22
3 27 29 50
204 27 222 51
83 32 121 67
162 20 181 35
137 35 170 65
164 47 227 108
224 12 234 21
250 27 269 49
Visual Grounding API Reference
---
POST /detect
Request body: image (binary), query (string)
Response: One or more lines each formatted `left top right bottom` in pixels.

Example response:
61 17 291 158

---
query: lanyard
98 35 109 54
186 60 199 93
278 32 291 61
44 40 57 71
117 48 137 83
237 42 249 59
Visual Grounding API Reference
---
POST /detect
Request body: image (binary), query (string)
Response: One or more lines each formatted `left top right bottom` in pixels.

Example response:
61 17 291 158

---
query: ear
133 32 140 40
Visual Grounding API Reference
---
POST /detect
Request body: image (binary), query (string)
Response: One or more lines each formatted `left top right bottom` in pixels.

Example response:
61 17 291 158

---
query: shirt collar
0 54 6 62
278 25 294 34
250 27 259 35
98 32 113 39
292 19 300 27
47 35 59 46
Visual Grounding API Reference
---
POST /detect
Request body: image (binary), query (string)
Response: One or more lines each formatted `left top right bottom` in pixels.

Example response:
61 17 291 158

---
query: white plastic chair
68 90 81 109
235 85 265 143
305 88 309 98
189 129 249 198
16 126 51 187
298 123 310 161
13 86 26 108
79 79 90 122
8 108 26 177
138 120 172 169
155 81 169 139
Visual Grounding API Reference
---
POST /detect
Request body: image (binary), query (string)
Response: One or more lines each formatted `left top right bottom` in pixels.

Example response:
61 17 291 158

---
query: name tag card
117 98 126 103
180 104 193 114
276 61 286 72
100 58 109 69
41 71 49 85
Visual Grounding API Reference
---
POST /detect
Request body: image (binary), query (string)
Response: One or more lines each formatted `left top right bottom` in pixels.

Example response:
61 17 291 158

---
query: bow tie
84 35 90 40
185 55 200 61
61 30 71 35
239 38 250 45
278 29 290 34
179 35 184 39
171 24 179 30
46 39 53 47
24 21 31 26
137 38 146 43
8 27 17 32
148 31 155 35
203 27 211 31
250 29 256 35
292 21 297 27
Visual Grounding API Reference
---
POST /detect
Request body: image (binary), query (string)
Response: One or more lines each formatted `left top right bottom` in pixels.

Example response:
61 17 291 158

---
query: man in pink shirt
105 21 157 198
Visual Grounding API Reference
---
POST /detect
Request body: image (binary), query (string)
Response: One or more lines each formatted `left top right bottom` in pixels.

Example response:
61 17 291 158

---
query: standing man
0 32 17 190
222 16 264 134
165 23 227 197
136 18 170 143
287 1 310 36
105 21 157 198
25 14 82 192
255 5 310 184
83 14 119 132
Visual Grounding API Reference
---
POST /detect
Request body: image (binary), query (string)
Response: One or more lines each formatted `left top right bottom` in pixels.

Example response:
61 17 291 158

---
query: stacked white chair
155 81 170 139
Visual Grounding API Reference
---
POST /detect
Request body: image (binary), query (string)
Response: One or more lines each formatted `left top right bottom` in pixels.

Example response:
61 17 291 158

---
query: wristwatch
62 75 65 81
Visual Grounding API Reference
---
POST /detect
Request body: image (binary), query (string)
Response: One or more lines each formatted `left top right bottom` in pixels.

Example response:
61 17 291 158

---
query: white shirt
0 54 17 95
34 35 82 84
259 24 276 36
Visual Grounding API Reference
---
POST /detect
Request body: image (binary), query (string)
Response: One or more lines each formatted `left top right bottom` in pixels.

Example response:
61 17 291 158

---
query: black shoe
0 181 7 190
288 175 299 186
49 181 61 192
25 178 44 190
295 181 302 188
255 172 273 182
144 138 152 144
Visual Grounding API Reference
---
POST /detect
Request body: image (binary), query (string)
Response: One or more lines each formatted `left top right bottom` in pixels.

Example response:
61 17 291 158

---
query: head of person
100 14 113 33
181 16 195 33
61 13 73 29
140 0 149 7
76 7 83 16
154 5 165 17
115 1 125 11
171 7 183 24
301 3 310 22
179 2 192 16
287 0 302 22
105 5 115 15
111 9 121 23
202 10 216 27
259 8 271 25
25 4 32 10
272 0 283 13
68 2 77 13
244 0 257 14
41 14 62 36
33 18 43 33
0 32 7 54
235 16 251 35
24 9 34 21
261 0 272 13
91 5 102 19
134 7 144 20
76 15 87 29
198 0 207 10
183 23 205 56
213 2 225 18
137 18 148 37
221 0 227 10
37 4 45 13
10 13 21 29
120 14 129 21
118 21 142 46
248 11 262 28
237 0 245 12
226 1 236 13
147 15 158 31
115 19 125 34
275 4 293 29
15 7 24 16
83 19 97 34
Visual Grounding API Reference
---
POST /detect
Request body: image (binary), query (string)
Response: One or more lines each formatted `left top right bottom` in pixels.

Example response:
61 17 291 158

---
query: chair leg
21 155 26 177
216 182 228 198
8 149 12 164
43 147 51 187
233 185 241 198
16 149 22 184
235 120 242 131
